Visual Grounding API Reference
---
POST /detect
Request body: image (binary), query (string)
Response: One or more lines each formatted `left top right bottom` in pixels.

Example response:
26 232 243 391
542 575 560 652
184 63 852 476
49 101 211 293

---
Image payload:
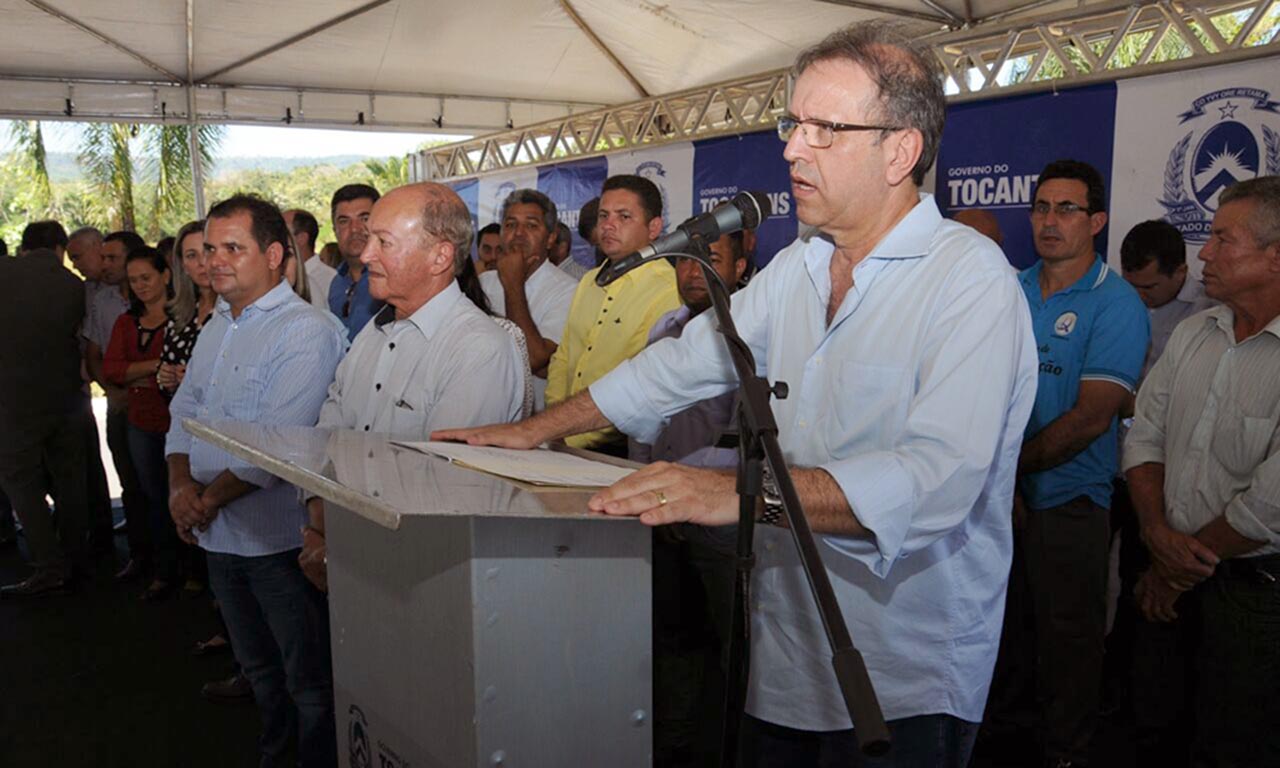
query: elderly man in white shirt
480 189 578 407
299 182 526 591
1123 176 1280 767
437 21 1038 768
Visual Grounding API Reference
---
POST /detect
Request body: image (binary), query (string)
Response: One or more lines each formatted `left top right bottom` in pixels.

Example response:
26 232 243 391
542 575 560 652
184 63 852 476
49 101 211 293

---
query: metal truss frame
416 0 1279 181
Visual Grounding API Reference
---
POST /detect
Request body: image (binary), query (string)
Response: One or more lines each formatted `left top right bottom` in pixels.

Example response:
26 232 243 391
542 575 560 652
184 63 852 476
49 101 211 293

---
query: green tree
7 120 52 211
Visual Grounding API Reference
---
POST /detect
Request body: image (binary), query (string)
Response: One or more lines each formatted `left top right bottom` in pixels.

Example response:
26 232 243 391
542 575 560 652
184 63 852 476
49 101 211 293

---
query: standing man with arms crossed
167 195 346 768
438 22 1038 767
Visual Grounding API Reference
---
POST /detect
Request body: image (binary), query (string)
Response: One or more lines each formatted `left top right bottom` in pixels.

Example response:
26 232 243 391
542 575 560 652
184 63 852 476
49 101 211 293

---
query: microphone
596 190 770 286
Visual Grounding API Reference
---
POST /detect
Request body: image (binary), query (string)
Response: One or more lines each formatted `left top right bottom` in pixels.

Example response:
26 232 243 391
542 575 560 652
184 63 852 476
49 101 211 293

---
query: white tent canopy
0 0 1088 134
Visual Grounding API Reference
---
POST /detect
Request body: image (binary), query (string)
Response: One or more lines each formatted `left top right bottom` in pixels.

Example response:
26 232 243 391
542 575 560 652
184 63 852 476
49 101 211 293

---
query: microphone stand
665 235 891 764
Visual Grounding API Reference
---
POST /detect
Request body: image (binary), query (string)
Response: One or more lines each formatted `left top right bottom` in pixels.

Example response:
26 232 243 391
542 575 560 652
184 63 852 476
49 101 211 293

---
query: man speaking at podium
437 21 1037 768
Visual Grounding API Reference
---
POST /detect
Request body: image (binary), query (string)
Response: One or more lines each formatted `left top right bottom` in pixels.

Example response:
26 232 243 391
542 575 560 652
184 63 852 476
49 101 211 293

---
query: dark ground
0 512 258 768
1 514 1142 768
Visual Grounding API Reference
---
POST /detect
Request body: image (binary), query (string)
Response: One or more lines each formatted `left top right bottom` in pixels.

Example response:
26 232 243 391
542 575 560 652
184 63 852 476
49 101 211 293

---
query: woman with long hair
157 220 214 396
103 246 177 601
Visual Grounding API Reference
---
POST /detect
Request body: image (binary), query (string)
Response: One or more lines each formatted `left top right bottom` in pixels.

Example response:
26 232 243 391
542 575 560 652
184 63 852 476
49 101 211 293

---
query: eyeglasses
777 113 902 149
341 282 357 318
1030 201 1092 217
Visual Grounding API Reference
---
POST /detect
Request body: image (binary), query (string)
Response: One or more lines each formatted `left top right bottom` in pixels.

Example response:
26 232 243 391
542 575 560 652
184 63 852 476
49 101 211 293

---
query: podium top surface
185 419 638 531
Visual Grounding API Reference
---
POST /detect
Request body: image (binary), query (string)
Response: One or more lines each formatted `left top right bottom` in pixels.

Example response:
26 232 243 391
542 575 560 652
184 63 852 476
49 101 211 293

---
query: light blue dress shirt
591 195 1039 729
166 280 346 556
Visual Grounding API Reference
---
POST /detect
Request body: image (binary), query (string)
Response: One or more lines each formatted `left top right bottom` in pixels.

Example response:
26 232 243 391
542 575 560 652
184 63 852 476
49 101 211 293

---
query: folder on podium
186 419 653 768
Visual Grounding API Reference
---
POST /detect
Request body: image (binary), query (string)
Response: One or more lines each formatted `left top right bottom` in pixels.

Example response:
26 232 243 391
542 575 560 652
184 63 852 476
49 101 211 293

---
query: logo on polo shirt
1054 311 1078 336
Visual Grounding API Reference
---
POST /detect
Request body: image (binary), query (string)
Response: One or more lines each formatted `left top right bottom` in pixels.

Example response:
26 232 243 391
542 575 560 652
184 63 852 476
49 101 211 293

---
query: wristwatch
758 463 784 526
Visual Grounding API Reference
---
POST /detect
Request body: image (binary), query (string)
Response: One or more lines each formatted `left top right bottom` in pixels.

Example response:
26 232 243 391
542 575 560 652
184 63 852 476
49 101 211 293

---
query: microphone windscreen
734 191 772 229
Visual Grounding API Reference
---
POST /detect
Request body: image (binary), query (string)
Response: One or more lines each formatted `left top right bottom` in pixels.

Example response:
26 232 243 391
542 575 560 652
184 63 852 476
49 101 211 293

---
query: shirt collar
1208 303 1280 341
1175 275 1205 305
374 280 464 341
215 278 295 319
1020 255 1107 296
802 193 941 290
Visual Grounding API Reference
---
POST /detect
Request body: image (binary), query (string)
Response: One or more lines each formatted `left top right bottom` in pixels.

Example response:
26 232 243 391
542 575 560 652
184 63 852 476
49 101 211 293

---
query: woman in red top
103 246 176 601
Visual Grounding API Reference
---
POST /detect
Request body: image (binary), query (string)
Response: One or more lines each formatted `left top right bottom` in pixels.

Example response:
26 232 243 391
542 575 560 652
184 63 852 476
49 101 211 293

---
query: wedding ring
655 490 668 507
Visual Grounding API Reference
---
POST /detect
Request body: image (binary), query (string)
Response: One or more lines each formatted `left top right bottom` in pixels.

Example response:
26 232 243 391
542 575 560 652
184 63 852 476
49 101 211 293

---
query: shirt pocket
828 360 911 454
1211 409 1277 479
218 363 266 418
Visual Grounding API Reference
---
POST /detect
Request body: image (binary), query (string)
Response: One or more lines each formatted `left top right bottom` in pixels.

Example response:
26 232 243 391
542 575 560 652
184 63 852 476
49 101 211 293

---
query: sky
3 121 462 158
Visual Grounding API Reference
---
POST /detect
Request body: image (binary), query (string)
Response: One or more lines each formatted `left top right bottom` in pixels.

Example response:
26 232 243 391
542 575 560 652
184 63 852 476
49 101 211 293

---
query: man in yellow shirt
547 174 681 453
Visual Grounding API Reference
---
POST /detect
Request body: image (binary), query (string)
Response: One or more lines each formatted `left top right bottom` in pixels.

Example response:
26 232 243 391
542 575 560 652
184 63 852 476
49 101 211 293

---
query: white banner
606 142 695 235
1110 57 1280 276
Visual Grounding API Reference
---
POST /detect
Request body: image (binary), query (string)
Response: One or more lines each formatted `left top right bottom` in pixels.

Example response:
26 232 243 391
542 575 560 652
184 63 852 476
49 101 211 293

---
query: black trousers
0 412 90 577
104 408 150 567
81 396 115 549
1131 553 1280 768
991 495 1111 765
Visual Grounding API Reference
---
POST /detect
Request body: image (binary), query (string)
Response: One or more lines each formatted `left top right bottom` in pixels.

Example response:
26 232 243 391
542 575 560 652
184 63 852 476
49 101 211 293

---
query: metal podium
187 420 652 768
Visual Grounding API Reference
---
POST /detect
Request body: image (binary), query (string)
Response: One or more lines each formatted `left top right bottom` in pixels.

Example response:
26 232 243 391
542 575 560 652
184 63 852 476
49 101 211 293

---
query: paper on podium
394 441 635 488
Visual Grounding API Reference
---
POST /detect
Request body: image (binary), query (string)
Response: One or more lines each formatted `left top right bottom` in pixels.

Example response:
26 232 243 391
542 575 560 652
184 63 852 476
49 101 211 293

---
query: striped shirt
166 279 346 556
1123 306 1280 556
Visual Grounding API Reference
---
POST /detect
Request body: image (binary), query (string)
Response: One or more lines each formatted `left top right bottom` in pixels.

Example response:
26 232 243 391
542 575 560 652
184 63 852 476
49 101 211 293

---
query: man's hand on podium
589 462 739 527
430 421 543 450
299 525 327 593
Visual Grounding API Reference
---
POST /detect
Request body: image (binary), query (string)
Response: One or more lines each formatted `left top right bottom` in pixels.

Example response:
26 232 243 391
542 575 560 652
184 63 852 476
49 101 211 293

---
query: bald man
300 183 526 591
953 208 1004 248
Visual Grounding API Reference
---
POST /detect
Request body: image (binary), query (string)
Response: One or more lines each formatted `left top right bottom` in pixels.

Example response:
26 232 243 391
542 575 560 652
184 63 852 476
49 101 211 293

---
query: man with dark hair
475 222 502 274
993 159 1149 767
20 220 69 257
438 21 1037 767
326 183 383 340
168 193 345 768
0 246 88 596
284 208 336 312
86 230 151 580
1124 175 1280 766
544 173 680 453
551 220 591 281
481 189 578 403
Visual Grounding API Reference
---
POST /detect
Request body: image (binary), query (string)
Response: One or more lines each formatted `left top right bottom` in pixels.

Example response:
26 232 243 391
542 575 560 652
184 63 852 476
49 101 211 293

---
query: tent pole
186 0 205 217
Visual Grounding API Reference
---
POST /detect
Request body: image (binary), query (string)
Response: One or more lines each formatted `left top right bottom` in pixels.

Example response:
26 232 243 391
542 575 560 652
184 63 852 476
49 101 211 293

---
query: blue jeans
207 549 336 768
739 713 979 768
126 424 178 581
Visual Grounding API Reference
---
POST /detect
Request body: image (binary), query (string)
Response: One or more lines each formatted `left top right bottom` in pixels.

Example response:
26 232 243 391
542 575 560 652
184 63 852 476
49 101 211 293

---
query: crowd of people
1 19 1277 768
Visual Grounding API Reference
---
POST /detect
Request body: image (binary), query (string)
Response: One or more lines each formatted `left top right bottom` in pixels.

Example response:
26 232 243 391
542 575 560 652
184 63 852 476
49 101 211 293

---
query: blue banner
537 156 608 267
692 132 797 268
936 83 1118 269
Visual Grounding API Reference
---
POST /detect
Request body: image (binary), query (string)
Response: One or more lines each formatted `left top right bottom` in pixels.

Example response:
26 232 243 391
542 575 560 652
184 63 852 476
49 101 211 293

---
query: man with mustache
326 184 383 341
992 159 1149 767
437 21 1039 767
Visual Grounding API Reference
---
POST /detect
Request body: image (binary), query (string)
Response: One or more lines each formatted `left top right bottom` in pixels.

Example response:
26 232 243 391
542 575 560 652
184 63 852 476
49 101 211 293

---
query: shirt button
375 383 382 391
798 420 807 428
364 425 370 431
389 343 396 350
586 346 592 351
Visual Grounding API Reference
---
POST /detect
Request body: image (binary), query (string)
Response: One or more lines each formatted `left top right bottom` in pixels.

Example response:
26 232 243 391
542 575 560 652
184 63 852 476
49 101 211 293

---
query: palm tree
364 156 409 191
7 120 53 212
78 122 224 236
79 122 137 231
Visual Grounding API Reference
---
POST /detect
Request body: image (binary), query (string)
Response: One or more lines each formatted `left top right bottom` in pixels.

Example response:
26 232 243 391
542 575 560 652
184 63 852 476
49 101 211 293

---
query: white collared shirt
591 194 1039 728
304 256 338 314
1144 276 1215 380
316 281 525 439
478 258 578 343
1124 306 1280 555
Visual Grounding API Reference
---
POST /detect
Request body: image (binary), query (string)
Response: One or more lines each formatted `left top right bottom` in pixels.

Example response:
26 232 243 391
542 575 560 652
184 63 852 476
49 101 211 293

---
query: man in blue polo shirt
993 160 1149 768
327 183 384 341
